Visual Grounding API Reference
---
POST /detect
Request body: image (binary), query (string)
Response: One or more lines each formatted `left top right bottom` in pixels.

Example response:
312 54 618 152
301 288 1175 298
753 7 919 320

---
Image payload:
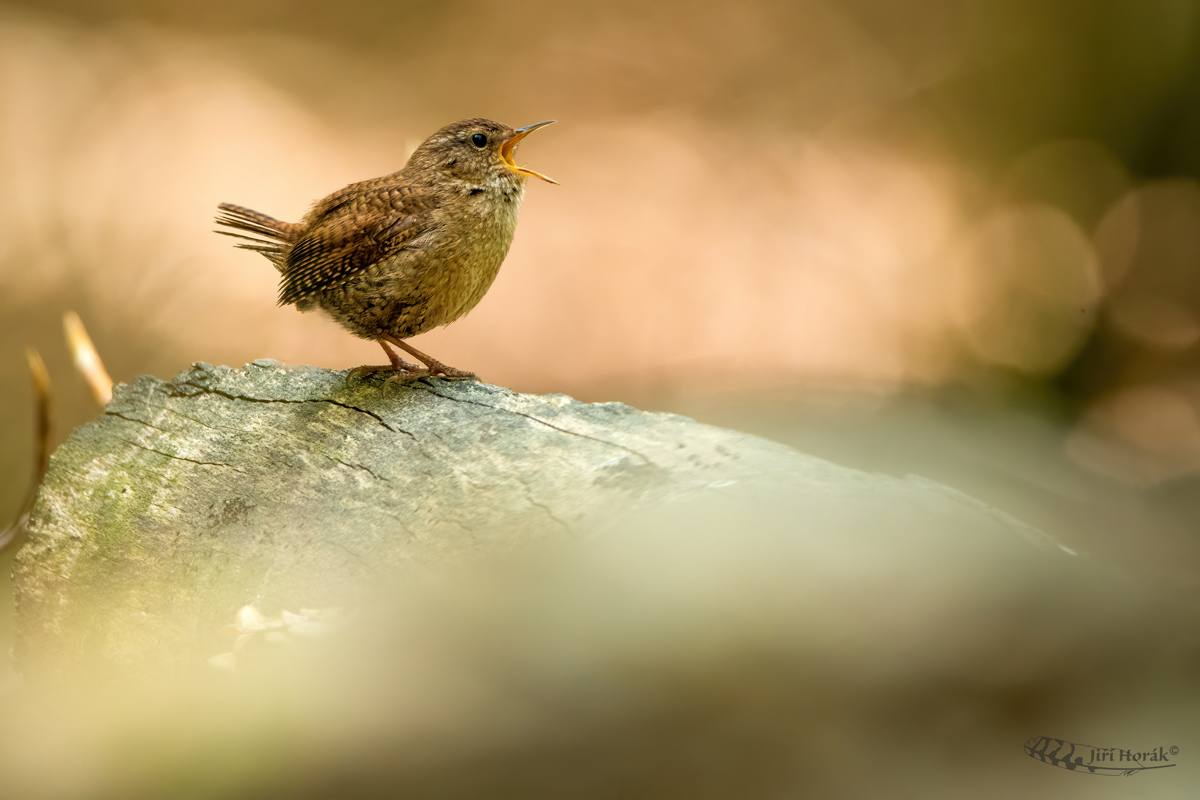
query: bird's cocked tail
214 203 299 272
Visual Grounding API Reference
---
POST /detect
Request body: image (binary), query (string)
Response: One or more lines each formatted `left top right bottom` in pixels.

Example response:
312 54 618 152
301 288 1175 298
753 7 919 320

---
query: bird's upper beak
501 120 557 184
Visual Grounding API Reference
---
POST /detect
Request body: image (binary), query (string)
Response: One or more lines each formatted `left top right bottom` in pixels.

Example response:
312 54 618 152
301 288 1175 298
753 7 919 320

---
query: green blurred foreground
3 477 1196 799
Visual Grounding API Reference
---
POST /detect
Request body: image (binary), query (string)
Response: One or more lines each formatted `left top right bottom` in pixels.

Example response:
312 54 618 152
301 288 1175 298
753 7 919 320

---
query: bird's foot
382 368 433 385
346 353 426 385
420 358 476 379
375 336 478 381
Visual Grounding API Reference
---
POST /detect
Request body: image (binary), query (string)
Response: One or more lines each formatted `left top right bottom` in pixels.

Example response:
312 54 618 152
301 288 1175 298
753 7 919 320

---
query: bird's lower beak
501 120 557 184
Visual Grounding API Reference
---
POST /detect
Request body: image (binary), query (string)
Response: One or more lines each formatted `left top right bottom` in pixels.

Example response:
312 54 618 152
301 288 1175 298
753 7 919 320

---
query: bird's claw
347 345 477 387
428 364 477 379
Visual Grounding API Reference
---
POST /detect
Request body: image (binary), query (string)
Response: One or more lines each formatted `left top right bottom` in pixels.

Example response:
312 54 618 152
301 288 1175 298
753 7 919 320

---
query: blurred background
1 0 1200 793
7 0 1199 576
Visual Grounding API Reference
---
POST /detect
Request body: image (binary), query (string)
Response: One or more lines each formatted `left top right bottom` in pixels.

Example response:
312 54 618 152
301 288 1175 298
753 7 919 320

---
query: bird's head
404 118 557 188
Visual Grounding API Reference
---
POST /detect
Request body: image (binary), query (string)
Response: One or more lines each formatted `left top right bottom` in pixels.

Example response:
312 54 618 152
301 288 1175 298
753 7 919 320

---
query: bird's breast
408 188 524 330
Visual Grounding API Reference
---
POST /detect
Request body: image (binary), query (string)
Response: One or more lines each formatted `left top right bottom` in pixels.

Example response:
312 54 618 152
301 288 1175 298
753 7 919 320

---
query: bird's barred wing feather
279 184 437 306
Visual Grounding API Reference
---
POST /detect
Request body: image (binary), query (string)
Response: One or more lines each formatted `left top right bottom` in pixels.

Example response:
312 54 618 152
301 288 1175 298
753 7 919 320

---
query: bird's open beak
501 120 557 184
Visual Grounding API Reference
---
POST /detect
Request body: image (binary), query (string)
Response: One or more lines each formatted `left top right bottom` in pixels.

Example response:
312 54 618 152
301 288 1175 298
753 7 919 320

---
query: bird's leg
381 334 477 379
347 340 428 383
378 340 424 372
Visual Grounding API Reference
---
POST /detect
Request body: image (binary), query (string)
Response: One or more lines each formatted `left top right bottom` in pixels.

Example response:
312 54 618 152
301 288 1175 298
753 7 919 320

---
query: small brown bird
215 118 556 380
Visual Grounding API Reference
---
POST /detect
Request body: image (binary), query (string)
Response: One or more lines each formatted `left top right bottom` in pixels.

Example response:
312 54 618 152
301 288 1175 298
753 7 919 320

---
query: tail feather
214 203 300 271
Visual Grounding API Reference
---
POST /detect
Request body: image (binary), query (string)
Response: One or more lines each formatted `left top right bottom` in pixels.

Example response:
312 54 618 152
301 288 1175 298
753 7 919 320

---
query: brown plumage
216 117 556 379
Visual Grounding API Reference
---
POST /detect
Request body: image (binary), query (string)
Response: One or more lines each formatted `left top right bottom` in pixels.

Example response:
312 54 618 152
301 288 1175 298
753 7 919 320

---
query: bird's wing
279 183 438 307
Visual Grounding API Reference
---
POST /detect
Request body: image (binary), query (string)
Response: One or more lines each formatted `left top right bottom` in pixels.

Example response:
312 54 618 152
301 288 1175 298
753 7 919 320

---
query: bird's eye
471 133 487 148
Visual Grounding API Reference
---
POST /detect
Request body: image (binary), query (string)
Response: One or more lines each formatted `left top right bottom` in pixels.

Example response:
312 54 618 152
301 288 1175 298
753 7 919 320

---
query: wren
215 118 556 379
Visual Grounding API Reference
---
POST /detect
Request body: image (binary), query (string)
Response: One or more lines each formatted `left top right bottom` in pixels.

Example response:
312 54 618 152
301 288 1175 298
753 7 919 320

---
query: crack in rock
119 438 247 473
331 458 386 482
105 411 168 433
174 381 409 438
